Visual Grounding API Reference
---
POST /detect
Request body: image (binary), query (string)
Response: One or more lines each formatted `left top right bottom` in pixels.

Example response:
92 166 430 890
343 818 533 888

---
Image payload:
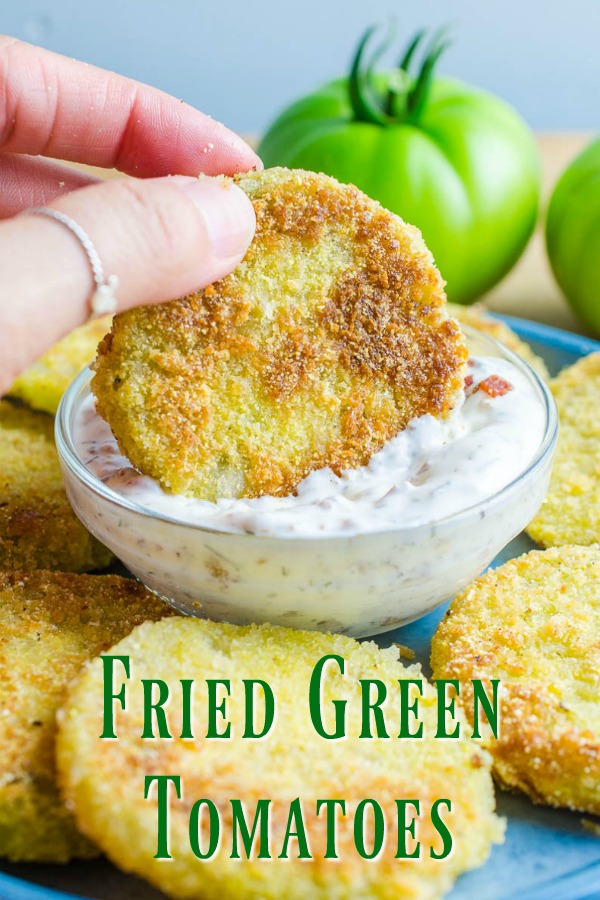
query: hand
0 36 261 393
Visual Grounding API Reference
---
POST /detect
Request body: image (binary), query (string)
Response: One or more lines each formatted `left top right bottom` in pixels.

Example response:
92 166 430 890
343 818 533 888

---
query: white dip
74 356 546 538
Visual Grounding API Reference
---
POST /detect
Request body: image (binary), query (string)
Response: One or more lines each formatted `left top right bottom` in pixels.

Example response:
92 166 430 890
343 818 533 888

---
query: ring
23 207 119 318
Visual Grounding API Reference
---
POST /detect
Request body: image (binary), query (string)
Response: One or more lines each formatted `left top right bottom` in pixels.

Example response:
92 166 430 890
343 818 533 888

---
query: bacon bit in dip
476 375 514 398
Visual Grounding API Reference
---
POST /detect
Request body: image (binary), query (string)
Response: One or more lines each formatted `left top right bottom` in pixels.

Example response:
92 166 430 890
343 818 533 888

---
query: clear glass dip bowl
56 329 557 638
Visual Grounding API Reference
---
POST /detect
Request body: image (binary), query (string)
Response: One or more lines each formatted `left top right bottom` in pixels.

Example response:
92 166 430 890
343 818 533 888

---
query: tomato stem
405 29 452 123
349 25 394 126
349 25 451 126
385 29 425 117
398 29 427 74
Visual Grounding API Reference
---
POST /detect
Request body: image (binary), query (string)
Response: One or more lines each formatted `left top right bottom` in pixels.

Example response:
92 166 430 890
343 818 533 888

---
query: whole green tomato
258 27 540 305
546 137 600 335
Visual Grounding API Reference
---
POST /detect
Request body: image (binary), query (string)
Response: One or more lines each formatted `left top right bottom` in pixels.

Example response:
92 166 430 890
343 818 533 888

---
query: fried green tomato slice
0 570 172 862
527 352 600 547
431 545 600 814
57 619 503 900
92 168 468 501
8 316 113 415
446 303 550 380
0 400 112 571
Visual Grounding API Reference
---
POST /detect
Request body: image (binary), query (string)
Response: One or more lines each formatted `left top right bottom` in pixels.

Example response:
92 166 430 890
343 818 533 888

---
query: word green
100 654 499 742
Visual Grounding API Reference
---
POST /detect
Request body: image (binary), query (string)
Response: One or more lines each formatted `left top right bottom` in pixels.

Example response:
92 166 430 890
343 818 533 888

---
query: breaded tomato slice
432 545 600 814
57 619 502 899
92 168 467 501
0 570 171 862
527 352 600 547
0 400 112 571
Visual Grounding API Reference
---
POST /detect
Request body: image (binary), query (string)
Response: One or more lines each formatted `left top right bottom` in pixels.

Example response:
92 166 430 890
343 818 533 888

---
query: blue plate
2 316 600 900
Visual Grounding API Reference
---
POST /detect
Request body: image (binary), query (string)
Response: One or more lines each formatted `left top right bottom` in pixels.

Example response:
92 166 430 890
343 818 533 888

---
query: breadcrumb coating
431 545 600 814
0 570 172 862
527 352 600 547
0 400 112 571
92 168 467 501
8 316 112 415
57 619 502 900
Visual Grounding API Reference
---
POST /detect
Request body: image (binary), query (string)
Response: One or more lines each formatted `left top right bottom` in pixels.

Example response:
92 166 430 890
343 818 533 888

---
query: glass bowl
56 328 558 638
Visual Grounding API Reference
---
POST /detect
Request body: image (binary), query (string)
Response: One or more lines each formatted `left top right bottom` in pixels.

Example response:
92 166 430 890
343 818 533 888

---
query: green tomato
546 138 600 335
258 28 540 305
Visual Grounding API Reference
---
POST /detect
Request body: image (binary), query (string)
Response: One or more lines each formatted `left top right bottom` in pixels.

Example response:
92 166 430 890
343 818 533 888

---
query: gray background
2 0 598 134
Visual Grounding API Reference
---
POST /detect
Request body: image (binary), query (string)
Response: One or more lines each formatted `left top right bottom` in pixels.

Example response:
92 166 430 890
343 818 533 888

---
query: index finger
0 36 261 177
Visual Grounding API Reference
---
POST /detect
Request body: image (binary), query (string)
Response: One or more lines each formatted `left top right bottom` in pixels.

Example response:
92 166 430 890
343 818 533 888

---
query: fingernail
224 132 264 172
210 119 264 172
177 177 256 260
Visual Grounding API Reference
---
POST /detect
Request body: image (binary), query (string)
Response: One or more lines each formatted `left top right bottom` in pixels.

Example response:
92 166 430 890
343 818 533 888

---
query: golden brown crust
92 168 467 501
0 570 172 862
431 545 600 814
58 619 502 899
527 352 600 547
0 400 112 571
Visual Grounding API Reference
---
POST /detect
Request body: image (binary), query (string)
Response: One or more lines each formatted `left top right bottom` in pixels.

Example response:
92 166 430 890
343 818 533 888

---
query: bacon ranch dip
74 356 545 538
61 350 555 637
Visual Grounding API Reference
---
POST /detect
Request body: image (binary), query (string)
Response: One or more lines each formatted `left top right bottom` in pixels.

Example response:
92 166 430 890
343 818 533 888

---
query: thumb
0 175 256 392
51 174 256 307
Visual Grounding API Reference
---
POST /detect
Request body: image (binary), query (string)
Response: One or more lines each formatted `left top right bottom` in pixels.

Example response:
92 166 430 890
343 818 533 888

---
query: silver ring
23 207 119 318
